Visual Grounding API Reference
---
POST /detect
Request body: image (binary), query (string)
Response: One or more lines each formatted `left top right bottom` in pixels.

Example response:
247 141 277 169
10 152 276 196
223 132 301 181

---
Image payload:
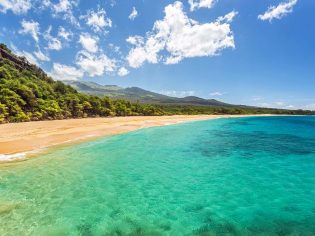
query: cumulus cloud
160 90 195 98
76 51 116 77
275 101 285 106
50 63 83 81
19 20 40 42
48 38 62 50
304 103 315 111
79 33 99 53
58 26 72 41
256 101 296 109
252 96 264 101
209 91 224 96
126 1 236 68
51 0 79 26
0 0 31 14
44 26 62 51
284 105 295 110
188 0 216 11
16 50 38 65
217 11 238 23
108 43 121 54
34 48 50 61
81 8 112 32
126 36 144 46
117 67 129 77
129 7 138 20
258 0 298 22
53 0 71 13
10 44 39 65
126 47 151 68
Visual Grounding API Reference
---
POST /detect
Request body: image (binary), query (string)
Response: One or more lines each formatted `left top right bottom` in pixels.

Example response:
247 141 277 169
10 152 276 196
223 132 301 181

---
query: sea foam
0 152 26 161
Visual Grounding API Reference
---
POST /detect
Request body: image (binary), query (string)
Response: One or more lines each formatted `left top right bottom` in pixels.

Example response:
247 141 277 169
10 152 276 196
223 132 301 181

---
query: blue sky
0 0 314 110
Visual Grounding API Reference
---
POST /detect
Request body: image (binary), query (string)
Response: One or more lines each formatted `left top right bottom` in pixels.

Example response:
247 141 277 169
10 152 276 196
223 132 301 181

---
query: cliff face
0 47 30 71
0 44 52 83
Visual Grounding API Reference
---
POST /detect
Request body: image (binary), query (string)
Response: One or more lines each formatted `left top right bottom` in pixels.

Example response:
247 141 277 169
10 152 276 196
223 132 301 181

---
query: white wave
0 153 27 162
0 148 47 162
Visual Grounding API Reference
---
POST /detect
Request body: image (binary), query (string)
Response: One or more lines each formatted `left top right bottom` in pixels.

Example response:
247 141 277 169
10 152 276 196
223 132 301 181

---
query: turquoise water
1 116 315 235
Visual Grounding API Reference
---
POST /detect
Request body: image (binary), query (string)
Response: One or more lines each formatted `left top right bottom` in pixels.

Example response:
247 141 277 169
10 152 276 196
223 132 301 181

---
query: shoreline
0 114 274 163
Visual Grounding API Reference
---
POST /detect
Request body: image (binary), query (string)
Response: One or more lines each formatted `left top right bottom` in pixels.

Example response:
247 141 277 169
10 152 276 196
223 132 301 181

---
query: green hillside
64 80 232 106
0 43 314 123
0 44 166 123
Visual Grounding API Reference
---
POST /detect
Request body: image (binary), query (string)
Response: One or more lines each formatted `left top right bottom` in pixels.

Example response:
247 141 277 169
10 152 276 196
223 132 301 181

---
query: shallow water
0 116 315 235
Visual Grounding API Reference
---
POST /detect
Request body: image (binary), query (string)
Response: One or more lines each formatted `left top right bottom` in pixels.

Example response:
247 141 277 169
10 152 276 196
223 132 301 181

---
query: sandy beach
0 115 266 162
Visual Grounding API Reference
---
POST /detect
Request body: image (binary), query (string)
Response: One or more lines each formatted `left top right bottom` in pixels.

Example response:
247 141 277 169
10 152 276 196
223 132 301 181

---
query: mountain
64 80 233 107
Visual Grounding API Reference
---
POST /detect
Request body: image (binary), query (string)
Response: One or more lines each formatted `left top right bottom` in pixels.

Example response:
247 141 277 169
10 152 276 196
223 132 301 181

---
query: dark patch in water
159 223 171 231
110 209 121 217
282 205 300 213
185 204 205 212
192 221 238 236
194 129 315 158
77 222 93 236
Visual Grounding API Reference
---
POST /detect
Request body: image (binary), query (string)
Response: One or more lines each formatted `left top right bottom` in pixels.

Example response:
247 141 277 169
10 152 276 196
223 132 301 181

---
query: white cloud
304 103 315 111
53 0 71 13
108 43 121 54
129 7 138 20
81 8 112 32
52 0 79 26
258 0 298 22
217 11 238 23
11 44 39 65
19 20 40 42
110 0 116 7
117 67 129 77
41 0 51 8
284 105 295 110
258 102 272 108
44 26 62 51
160 90 195 98
209 91 224 96
0 0 32 14
16 50 38 65
58 26 72 41
252 96 264 101
127 47 151 68
188 0 216 11
275 101 285 106
126 1 236 68
126 36 144 46
34 48 50 61
50 63 83 81
48 38 62 50
79 33 99 53
165 56 182 65
76 51 116 77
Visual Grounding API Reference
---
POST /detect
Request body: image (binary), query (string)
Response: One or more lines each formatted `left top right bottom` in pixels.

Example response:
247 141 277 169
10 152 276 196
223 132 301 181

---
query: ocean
0 116 315 235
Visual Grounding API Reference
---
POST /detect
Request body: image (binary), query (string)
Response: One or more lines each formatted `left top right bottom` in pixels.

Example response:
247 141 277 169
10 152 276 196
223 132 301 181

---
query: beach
0 115 269 162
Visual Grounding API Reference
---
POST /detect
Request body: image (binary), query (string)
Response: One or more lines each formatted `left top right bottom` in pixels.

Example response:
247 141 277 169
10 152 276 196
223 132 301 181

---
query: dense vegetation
0 43 313 123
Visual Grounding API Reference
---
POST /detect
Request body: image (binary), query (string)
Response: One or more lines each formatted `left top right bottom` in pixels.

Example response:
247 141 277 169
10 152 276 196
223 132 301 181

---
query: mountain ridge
63 80 235 107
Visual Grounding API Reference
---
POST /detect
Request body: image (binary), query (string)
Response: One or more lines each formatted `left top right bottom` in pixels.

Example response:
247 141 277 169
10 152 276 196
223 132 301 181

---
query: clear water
1 116 315 236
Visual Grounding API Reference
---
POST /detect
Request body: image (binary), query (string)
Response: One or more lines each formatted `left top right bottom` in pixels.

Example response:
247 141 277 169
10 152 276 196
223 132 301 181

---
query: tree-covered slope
0 44 165 123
